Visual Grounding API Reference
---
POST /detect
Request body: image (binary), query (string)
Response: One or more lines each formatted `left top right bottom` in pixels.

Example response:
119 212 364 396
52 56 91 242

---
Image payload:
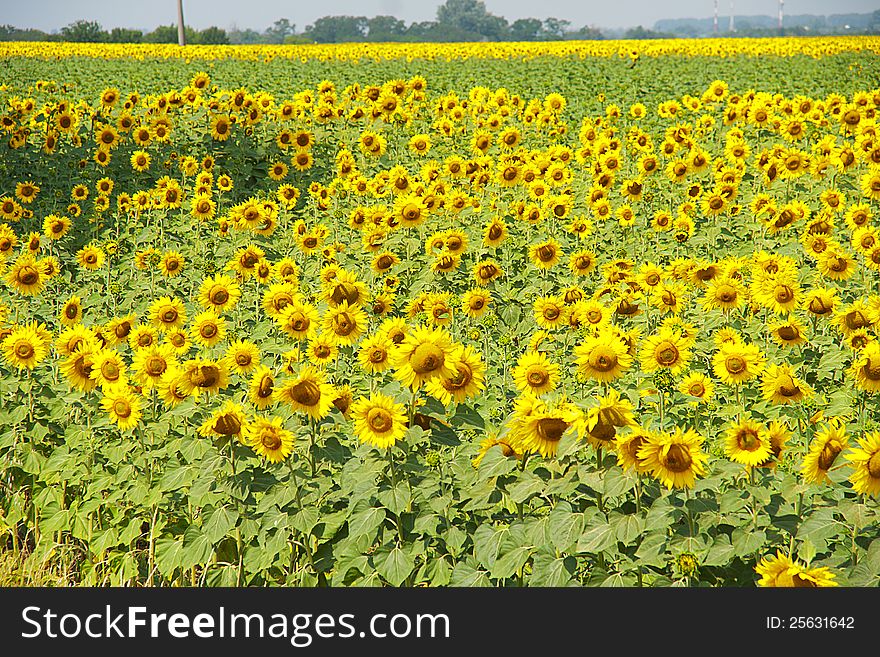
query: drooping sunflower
638 427 709 489
845 431 880 497
580 388 636 449
276 365 336 420
199 401 249 441
178 357 230 398
101 383 142 432
245 416 295 463
60 342 99 393
248 365 276 409
390 325 457 391
724 417 773 467
801 419 849 484
760 363 812 405
512 350 559 396
510 397 582 459
574 331 633 383
850 342 880 393
756 551 838 588
351 393 408 450
426 345 486 405
615 427 654 474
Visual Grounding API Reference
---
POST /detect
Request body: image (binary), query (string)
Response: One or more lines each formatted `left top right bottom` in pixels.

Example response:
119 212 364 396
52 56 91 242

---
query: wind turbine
177 0 186 46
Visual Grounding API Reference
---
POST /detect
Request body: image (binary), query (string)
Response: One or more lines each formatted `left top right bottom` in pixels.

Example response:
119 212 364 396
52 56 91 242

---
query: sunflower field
2 37 880 588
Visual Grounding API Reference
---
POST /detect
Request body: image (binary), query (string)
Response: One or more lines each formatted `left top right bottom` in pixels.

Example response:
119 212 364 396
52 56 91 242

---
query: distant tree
367 15 406 41
196 26 229 44
568 25 604 40
144 24 180 43
0 24 55 41
60 20 106 42
264 18 295 44
436 0 507 40
108 27 143 43
541 18 571 40
304 16 368 43
624 25 672 39
509 18 542 41
870 9 880 34
227 27 263 44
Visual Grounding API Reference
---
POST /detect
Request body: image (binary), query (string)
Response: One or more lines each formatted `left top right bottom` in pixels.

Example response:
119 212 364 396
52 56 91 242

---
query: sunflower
712 341 765 385
512 350 559 396
678 372 715 403
615 427 654 474
105 315 136 346
149 296 186 332
179 357 230 398
581 388 636 449
60 343 99 393
760 363 812 404
638 427 708 489
128 325 158 351
532 295 567 330
42 214 71 240
277 365 336 420
6 254 46 296
574 332 632 383
845 431 880 497
357 333 393 375
850 342 880 393
210 114 233 141
425 345 486 405
701 276 747 312
199 401 248 441
190 310 226 348
132 344 177 389
756 551 838 588
248 365 276 409
390 325 457 391
801 419 849 484
769 316 808 348
724 417 773 467
226 339 260 375
158 251 184 278
306 332 339 368
472 259 503 286
351 393 408 450
639 329 691 375
101 384 142 431
75 243 104 271
1 323 49 370
483 218 508 247
472 435 523 467
528 239 562 270
461 289 491 319
276 299 320 342
323 301 367 346
89 348 128 389
802 287 837 316
245 416 295 463
511 397 582 459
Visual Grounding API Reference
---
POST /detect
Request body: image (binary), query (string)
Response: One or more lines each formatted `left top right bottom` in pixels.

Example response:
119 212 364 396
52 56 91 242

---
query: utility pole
714 0 719 34
177 0 186 46
729 0 735 32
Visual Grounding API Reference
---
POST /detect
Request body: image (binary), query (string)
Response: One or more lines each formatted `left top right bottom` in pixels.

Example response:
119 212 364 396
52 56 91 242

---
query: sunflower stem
288 459 321 584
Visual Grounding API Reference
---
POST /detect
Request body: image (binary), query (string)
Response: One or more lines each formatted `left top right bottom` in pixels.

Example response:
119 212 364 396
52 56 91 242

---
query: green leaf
204 506 239 543
577 521 616 554
798 538 817 566
378 484 411 515
348 506 386 540
703 535 736 567
449 561 490 587
530 554 576 586
182 527 214 569
155 537 185 576
548 502 583 552
490 545 533 580
451 404 485 430
731 528 766 557
473 525 506 570
613 514 644 545
375 547 414 587
602 467 635 497
635 533 668 568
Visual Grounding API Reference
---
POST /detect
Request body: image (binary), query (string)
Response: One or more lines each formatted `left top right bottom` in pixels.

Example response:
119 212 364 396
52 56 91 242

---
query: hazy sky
5 0 878 32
